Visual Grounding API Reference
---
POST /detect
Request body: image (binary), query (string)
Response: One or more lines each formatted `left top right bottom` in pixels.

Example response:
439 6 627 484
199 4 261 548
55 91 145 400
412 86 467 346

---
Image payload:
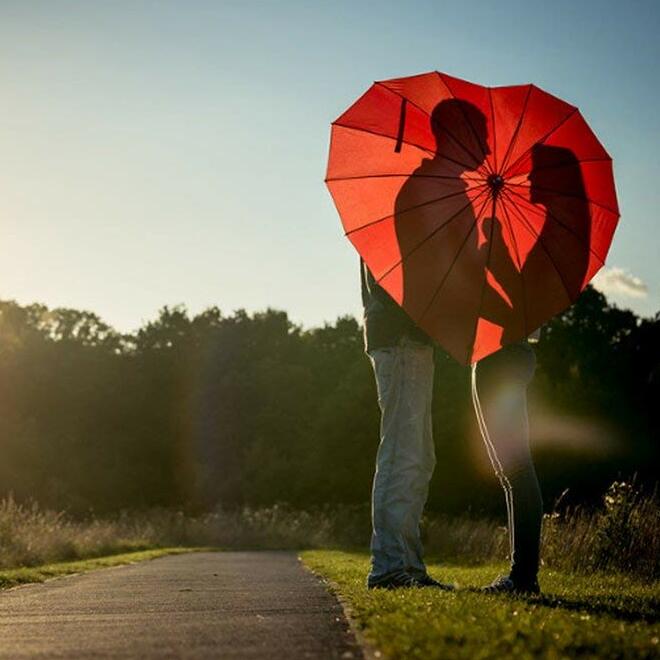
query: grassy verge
0 547 208 591
302 550 660 660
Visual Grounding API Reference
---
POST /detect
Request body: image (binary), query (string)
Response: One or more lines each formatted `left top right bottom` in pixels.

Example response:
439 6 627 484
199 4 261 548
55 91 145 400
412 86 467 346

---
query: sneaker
367 569 424 590
413 573 456 591
481 574 540 595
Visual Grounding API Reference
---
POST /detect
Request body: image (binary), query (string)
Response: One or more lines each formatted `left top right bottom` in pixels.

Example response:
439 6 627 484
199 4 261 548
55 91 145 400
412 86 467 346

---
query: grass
302 550 660 660
0 547 206 591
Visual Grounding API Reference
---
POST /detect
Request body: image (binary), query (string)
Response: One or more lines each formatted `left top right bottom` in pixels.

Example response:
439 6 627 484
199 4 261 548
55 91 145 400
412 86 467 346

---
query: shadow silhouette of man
393 99 492 364
363 99 491 589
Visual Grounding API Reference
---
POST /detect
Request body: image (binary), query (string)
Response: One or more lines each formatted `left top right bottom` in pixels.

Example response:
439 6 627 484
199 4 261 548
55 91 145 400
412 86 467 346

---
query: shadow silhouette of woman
520 144 593 324
480 144 592 344
472 144 592 593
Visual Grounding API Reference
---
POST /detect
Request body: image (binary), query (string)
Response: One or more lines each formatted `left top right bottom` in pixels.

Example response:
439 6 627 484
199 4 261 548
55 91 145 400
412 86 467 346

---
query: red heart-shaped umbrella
325 71 619 364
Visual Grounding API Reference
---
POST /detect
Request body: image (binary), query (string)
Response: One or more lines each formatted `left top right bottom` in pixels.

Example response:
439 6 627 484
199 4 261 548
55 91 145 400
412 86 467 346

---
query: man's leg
472 342 543 589
367 340 435 587
402 340 436 577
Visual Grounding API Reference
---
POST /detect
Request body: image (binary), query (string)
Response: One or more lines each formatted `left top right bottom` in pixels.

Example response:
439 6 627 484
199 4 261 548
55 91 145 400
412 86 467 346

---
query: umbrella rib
333 121 434 157
377 81 492 177
332 122 479 173
503 186 608 265
488 86 498 173
499 200 529 337
502 156 611 177
345 182 490 237
497 85 533 175
500 189 577 307
436 72 494 176
464 194 500 364
502 108 579 178
374 82 434 119
505 182 619 215
374 186 492 284
417 192 493 325
326 173 486 183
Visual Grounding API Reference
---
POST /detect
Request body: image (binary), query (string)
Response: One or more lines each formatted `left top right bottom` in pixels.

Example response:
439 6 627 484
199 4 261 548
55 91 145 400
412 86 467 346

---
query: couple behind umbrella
362 98 590 593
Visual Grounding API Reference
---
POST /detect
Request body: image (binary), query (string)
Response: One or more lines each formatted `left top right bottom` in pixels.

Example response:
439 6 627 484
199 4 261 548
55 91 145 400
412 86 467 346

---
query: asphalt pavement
0 551 363 659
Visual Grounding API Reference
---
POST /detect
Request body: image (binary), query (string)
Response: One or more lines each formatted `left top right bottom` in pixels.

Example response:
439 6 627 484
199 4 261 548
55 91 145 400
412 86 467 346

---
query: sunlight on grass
302 550 660 659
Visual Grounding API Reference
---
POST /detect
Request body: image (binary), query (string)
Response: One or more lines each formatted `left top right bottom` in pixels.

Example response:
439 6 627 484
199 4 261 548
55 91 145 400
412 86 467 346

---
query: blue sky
0 0 657 331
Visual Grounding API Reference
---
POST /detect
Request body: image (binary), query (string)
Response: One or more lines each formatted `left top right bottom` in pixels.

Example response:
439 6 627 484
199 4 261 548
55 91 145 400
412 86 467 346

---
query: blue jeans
366 337 435 585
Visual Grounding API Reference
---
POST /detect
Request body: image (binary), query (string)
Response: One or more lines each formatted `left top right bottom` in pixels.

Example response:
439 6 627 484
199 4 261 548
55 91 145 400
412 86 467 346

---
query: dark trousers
472 342 543 583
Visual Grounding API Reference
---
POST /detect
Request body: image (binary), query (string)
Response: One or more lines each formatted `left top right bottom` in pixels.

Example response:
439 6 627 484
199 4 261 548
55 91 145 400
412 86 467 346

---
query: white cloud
592 267 649 299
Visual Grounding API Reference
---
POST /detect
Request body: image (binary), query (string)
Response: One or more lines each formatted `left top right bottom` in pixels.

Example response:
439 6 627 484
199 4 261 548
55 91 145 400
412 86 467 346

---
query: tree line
0 287 656 515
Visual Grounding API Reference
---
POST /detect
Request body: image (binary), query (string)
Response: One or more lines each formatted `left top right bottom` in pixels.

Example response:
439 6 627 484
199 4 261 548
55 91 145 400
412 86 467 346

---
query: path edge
298 555 380 660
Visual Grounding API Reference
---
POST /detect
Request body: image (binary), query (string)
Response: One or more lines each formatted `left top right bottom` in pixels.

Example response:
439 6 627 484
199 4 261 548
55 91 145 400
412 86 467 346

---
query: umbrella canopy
325 71 619 364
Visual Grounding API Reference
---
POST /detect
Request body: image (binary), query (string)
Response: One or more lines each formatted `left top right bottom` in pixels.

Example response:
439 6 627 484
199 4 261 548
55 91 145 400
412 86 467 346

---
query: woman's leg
472 342 543 587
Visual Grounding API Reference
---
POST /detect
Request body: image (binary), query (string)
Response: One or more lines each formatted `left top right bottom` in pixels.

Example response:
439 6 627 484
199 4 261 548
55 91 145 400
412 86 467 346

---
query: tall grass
1 481 657 580
424 481 660 580
542 480 659 578
0 497 368 569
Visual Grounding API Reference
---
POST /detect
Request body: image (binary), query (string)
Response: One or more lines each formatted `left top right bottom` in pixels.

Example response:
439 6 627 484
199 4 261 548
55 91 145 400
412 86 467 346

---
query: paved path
0 551 363 659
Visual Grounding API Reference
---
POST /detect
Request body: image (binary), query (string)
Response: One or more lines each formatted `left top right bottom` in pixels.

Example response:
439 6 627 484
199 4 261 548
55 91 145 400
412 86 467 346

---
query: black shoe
367 569 424 590
481 575 540 595
413 573 456 591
